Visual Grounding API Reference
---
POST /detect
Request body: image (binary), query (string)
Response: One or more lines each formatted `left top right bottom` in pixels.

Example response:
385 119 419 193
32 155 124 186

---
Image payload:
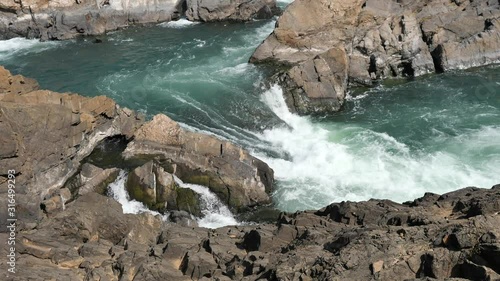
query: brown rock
123 114 274 212
251 0 500 114
0 66 143 230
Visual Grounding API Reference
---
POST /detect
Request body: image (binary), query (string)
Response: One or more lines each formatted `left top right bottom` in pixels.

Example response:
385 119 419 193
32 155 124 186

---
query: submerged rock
185 0 280 22
251 0 500 115
123 114 274 212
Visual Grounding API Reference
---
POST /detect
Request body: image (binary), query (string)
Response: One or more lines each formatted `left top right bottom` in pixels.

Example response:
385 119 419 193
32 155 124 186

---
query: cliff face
251 0 500 115
0 0 183 40
0 0 279 40
0 67 499 281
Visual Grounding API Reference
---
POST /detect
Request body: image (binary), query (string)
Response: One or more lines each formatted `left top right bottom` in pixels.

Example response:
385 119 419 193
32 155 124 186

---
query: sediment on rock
251 0 500 115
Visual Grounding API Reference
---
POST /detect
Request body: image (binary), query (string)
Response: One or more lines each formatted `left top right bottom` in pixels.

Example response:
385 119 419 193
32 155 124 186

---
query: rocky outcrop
0 66 144 230
185 0 280 22
0 66 273 233
0 0 183 40
123 114 274 212
251 0 500 115
0 0 280 40
126 160 202 216
1 66 499 280
6 184 500 280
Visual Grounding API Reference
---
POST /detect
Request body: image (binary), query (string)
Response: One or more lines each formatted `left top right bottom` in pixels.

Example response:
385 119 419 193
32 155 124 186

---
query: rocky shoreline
1 66 500 280
0 0 279 40
250 0 500 115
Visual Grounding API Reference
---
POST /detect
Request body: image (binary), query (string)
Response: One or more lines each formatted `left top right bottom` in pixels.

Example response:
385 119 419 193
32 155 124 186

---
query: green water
1 17 499 212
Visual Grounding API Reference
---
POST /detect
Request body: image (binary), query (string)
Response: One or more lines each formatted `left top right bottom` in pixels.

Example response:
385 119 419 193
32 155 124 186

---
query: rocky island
0 0 499 280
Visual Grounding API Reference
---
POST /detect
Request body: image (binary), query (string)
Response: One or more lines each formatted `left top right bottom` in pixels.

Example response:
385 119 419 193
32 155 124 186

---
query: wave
257 85 499 212
0 37 61 60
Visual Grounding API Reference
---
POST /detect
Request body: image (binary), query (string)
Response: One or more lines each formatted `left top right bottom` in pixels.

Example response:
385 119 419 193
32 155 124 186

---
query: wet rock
126 160 202 216
0 0 183 40
169 210 198 227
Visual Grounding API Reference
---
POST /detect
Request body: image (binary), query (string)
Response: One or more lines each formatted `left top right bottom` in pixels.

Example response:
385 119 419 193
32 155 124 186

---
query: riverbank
0 66 499 280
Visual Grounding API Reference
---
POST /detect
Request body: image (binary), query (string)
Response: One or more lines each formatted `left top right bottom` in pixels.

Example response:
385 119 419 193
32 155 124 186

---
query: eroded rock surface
186 0 280 22
0 0 183 40
4 185 500 280
123 114 274 212
251 0 500 114
0 66 144 230
0 66 274 234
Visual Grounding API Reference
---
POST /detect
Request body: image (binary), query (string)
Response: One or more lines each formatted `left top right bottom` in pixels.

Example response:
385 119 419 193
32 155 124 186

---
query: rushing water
107 170 239 228
1 9 499 215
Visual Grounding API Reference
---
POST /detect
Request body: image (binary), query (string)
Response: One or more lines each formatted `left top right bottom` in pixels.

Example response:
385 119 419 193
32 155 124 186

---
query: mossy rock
126 170 156 208
175 187 201 217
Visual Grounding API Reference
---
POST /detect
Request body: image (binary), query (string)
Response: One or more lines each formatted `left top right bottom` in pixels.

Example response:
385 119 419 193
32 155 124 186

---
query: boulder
123 114 274 212
65 163 120 196
185 0 280 22
251 0 500 115
126 160 202 216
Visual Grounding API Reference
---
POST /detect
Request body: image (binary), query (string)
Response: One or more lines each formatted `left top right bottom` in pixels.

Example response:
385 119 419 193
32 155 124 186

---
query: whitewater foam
0 38 61 60
107 171 165 218
159 19 200 28
174 176 239 228
107 170 238 228
257 85 499 212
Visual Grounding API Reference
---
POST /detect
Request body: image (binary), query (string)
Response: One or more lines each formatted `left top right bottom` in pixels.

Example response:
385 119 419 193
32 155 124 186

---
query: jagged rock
169 210 198 227
126 160 202 216
0 66 144 231
8 185 500 280
74 163 120 196
185 0 280 22
251 0 500 115
40 188 72 215
123 114 274 212
0 0 184 40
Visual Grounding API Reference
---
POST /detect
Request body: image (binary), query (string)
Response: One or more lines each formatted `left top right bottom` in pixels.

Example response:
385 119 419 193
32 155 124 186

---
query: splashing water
107 170 238 228
2 15 498 215
174 176 240 228
107 171 165 217
257 84 499 211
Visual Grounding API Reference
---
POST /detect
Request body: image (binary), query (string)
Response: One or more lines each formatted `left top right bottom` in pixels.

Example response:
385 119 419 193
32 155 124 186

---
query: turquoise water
1 16 499 212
